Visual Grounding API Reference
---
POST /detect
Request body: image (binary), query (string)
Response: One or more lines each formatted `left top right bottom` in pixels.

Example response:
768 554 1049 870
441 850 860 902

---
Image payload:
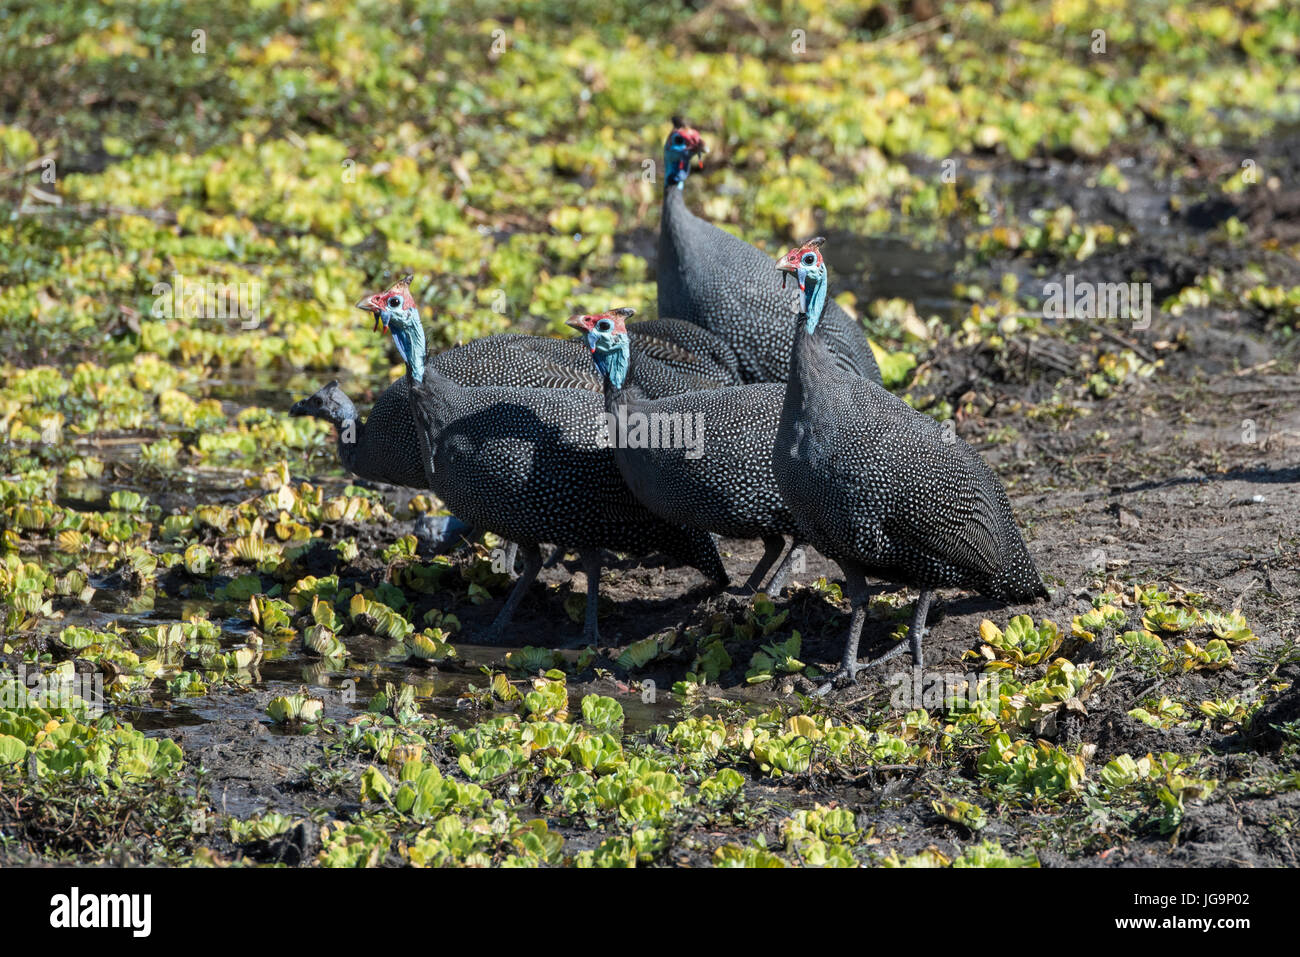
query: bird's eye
387 296 401 309
596 319 612 332
802 254 816 266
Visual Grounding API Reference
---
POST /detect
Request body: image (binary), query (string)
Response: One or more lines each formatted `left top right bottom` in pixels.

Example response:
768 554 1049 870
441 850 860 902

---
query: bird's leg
579 549 603 646
542 546 566 570
481 543 543 643
908 590 930 671
859 589 931 672
814 570 871 695
763 539 804 597
743 535 787 593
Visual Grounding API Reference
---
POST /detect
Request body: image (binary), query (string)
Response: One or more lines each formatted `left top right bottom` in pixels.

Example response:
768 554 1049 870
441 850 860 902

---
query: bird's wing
882 439 1003 579
497 341 604 391
820 322 873 378
629 333 703 368
825 378 1004 578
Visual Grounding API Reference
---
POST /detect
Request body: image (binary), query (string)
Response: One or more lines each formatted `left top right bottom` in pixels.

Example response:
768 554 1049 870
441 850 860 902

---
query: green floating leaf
581 694 624 732
0 734 27 764
505 646 561 675
617 632 675 671
267 692 324 724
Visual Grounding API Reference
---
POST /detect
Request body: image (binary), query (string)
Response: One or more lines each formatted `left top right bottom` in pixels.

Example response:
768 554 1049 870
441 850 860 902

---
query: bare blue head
290 380 357 427
664 117 706 190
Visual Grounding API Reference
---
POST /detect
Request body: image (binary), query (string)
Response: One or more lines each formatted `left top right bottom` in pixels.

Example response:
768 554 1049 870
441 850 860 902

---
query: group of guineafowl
290 119 1048 693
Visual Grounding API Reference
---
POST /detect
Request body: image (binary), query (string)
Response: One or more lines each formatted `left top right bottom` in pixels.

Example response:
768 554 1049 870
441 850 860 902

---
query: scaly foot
813 635 916 695
813 661 861 696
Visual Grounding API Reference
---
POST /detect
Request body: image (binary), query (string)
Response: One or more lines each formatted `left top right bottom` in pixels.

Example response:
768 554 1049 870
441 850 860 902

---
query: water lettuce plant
975 615 1063 667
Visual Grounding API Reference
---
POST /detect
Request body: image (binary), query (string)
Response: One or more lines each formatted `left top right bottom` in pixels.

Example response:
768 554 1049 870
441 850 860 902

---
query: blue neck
802 275 827 335
592 335 630 389
664 148 692 190
388 307 427 383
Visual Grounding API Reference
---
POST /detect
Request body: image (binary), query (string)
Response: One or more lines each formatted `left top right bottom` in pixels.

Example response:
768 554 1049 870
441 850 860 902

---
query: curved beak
356 294 385 333
565 314 590 333
775 257 806 292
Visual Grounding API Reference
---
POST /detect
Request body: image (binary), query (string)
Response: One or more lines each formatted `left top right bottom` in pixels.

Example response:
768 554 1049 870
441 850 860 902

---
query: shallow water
47 523 757 735
831 233 967 324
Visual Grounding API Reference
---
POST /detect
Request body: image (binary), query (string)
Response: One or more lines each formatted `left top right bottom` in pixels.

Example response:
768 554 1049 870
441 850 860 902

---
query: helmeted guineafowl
290 334 606 491
287 358 566 571
771 237 1047 692
291 379 425 488
359 278 728 644
567 309 803 594
291 301 734 565
291 309 726 490
656 118 883 386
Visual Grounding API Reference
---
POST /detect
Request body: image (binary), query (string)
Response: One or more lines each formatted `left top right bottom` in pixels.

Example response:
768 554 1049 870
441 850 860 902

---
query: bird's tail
988 528 1049 602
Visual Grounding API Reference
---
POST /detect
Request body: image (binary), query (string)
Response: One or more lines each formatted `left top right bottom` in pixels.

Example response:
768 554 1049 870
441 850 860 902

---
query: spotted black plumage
772 239 1047 691
362 279 728 643
569 310 802 593
623 317 743 386
656 120 883 386
472 322 734 397
289 311 734 509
